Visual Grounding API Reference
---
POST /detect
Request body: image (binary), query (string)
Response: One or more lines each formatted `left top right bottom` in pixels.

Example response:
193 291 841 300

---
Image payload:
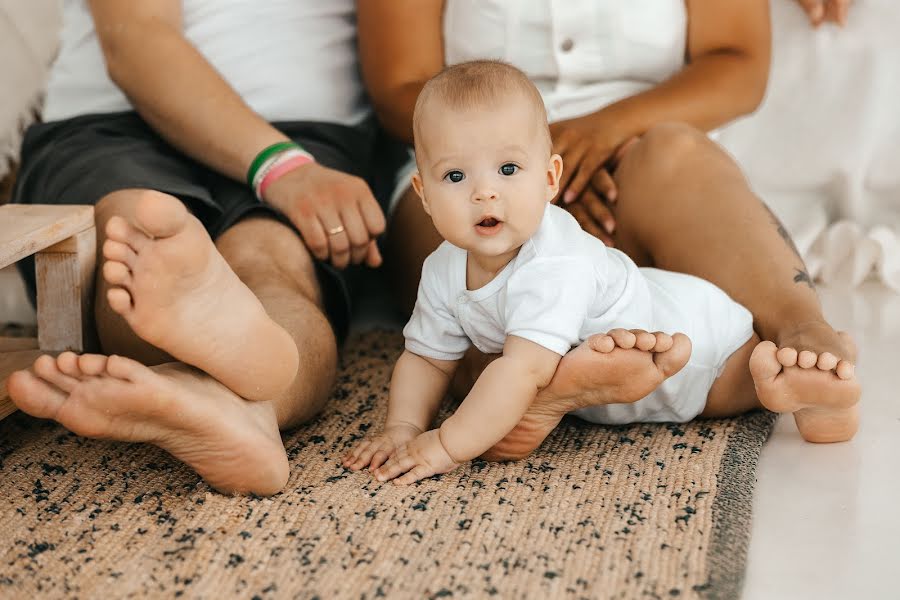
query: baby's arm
343 350 458 471
373 336 561 485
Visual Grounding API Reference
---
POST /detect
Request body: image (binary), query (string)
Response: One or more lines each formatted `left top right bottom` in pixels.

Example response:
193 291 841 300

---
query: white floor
744 283 900 600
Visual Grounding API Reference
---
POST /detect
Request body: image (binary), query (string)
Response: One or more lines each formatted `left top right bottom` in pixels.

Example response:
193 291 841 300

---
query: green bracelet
247 141 300 187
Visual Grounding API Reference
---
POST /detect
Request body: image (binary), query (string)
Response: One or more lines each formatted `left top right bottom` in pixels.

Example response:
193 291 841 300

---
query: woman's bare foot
481 329 692 460
750 331 860 443
7 352 289 495
102 191 298 401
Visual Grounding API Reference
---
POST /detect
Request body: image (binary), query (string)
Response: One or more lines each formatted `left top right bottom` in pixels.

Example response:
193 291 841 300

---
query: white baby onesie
404 204 754 424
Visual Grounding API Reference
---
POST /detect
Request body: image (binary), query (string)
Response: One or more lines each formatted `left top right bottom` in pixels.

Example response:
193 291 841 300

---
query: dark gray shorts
11 111 406 343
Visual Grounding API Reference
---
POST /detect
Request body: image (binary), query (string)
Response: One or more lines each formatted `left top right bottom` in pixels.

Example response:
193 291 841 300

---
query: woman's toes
776 346 798 367
587 334 616 353
107 287 133 315
134 191 189 238
631 330 656 351
78 354 110 376
836 360 856 380
102 260 132 288
608 328 637 349
105 354 145 382
797 350 818 369
750 340 782 381
102 239 137 267
652 332 674 352
816 352 839 371
33 354 79 393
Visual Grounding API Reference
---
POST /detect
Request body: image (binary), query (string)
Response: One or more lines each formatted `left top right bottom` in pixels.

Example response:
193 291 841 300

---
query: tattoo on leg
761 202 815 289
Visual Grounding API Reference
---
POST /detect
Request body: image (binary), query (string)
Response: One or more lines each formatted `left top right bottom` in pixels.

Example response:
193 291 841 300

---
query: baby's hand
342 422 422 471
372 429 461 485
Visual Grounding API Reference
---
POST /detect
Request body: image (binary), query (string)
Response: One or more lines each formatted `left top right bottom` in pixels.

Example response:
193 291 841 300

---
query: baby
344 61 857 485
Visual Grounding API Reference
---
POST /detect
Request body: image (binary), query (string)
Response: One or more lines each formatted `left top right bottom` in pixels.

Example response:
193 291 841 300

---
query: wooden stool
0 205 96 420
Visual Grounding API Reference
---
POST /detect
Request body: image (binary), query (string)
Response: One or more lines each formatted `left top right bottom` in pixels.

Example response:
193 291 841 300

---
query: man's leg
9 191 337 494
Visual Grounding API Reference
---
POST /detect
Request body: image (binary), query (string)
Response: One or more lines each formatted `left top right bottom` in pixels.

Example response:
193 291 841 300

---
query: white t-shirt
443 0 687 123
43 0 370 125
404 203 654 360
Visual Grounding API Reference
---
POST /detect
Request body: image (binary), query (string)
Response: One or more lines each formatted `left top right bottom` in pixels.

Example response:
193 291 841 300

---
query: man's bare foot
482 329 692 461
7 352 289 495
102 191 298 401
750 331 860 443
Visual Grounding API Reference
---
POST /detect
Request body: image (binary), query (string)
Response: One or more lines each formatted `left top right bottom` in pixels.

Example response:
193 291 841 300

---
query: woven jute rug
0 330 775 599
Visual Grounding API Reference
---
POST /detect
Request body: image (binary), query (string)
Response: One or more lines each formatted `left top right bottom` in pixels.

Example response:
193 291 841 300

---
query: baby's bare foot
102 191 298 400
482 329 692 461
750 333 860 443
7 352 289 495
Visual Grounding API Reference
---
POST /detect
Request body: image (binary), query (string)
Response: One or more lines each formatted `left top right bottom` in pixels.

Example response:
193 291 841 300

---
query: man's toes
134 191 189 239
78 354 110 376
750 340 783 382
836 360 856 381
651 332 674 353
797 350 818 369
102 260 132 289
587 334 616 353
816 352 839 371
105 215 150 253
107 287 134 315
630 330 656 351
33 354 79 393
102 239 137 268
56 351 85 378
776 346 798 367
7 369 67 419
608 328 637 349
105 354 146 382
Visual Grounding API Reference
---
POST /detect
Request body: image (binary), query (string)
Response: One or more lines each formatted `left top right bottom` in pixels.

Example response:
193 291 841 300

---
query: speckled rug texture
0 330 775 599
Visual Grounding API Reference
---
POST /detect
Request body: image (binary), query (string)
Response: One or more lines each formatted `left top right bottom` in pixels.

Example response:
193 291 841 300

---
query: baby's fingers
394 464 435 486
343 441 374 470
374 452 415 482
368 447 394 471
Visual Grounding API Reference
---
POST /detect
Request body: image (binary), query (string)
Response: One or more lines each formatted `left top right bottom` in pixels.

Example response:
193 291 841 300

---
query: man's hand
796 0 851 27
342 422 423 472
372 428 461 485
263 162 386 269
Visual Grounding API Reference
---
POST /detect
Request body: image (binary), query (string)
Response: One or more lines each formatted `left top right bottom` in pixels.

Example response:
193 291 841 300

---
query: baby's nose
472 187 499 203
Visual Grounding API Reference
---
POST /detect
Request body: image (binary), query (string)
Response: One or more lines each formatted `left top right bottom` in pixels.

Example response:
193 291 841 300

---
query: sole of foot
8 352 289 495
482 329 692 461
750 335 860 443
102 191 298 401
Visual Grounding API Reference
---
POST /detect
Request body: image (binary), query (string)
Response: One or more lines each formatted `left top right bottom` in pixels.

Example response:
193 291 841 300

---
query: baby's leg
482 329 691 460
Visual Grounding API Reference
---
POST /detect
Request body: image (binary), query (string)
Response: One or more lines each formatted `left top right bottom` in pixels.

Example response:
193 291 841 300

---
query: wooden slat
0 349 44 420
0 337 38 352
0 205 94 269
36 227 97 352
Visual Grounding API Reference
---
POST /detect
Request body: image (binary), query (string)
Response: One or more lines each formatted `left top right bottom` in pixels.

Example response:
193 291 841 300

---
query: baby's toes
630 330 656 351
608 328 637 349
816 352 839 371
797 350 818 369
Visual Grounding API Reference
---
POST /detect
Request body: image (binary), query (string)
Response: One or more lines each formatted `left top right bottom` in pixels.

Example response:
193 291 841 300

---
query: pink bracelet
257 153 315 200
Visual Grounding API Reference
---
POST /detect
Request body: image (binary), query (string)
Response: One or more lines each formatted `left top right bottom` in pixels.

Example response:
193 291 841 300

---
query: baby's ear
411 172 431 215
546 154 563 201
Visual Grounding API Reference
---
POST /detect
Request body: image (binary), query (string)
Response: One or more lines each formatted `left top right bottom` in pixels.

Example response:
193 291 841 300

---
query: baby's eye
444 170 465 183
499 163 518 176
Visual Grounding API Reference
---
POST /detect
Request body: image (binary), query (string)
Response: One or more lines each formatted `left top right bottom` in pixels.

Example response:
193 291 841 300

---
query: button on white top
458 294 469 304
560 38 574 52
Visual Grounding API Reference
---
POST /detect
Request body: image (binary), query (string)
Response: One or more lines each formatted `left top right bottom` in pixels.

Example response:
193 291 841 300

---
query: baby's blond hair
413 60 551 153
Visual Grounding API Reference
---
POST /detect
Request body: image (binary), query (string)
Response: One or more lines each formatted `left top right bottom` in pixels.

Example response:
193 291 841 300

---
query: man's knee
217 217 319 296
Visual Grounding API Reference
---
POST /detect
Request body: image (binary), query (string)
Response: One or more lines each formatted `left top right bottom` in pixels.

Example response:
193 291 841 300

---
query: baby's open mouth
477 217 500 227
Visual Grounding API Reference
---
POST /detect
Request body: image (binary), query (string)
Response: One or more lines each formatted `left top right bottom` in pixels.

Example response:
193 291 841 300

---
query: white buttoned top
443 0 688 122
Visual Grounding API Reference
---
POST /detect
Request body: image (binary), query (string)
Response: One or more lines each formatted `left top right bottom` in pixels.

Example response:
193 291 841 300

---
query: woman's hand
263 162 386 269
372 429 461 485
342 422 424 472
796 0 851 27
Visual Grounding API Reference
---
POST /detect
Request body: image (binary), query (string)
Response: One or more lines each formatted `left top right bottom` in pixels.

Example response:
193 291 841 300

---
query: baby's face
412 96 561 262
